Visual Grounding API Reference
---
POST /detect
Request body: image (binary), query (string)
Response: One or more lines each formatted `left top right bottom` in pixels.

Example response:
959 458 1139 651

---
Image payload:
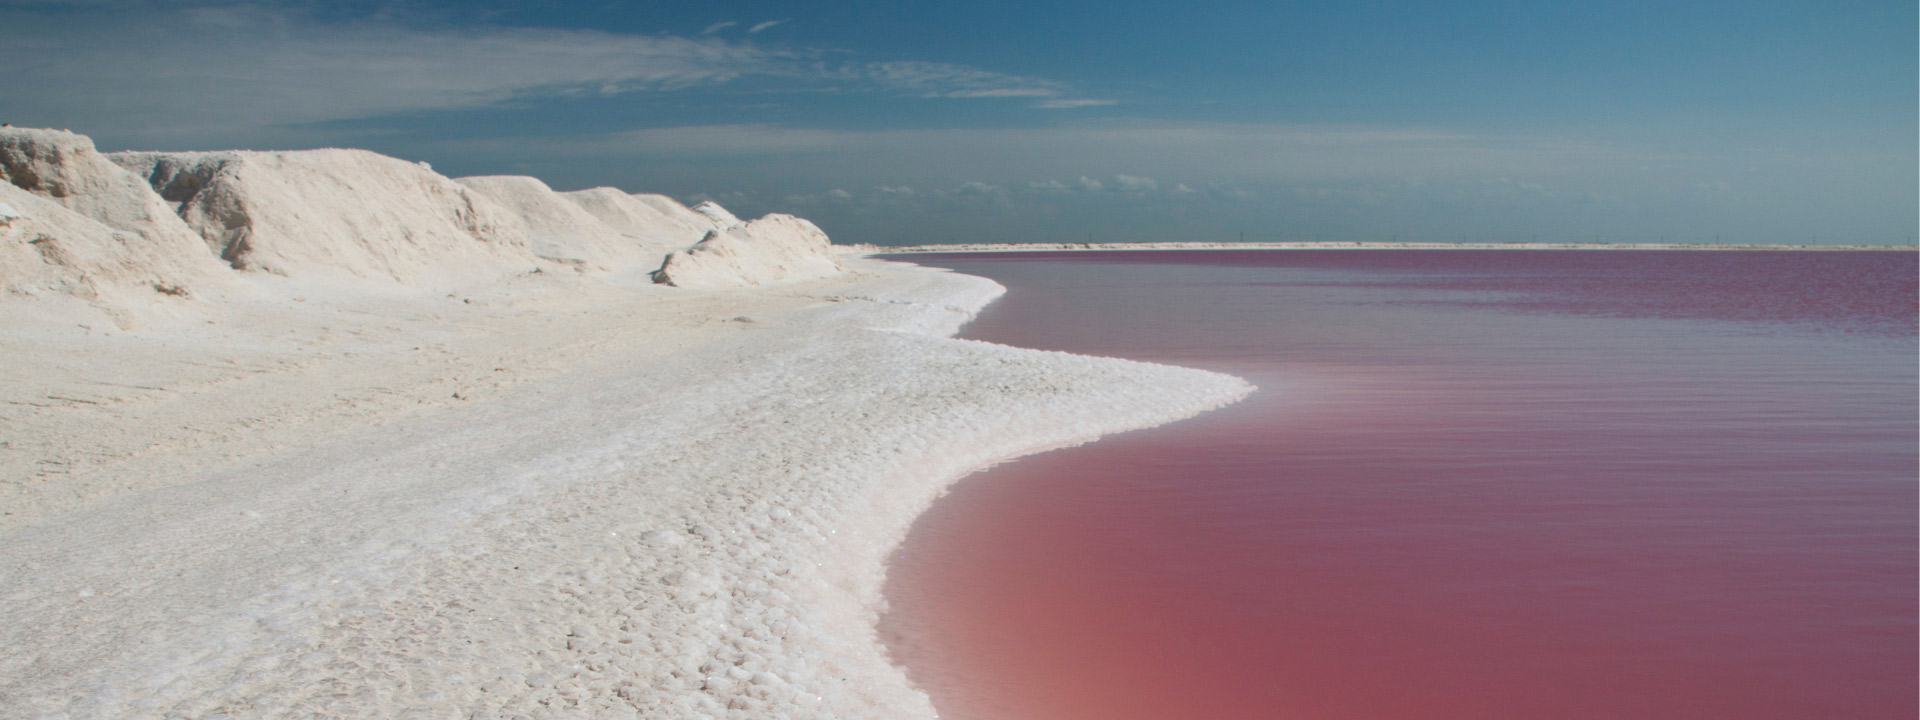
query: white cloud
528 124 847 157
860 61 1065 100
1035 98 1118 109
779 187 856 206
748 20 786 33
477 122 1662 187
955 181 1004 197
0 6 1106 146
1022 174 1155 194
1113 174 1158 192
0 6 777 144
687 190 751 207
944 88 1058 99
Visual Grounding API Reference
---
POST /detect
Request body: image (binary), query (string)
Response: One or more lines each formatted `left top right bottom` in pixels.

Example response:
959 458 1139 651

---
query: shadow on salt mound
0 128 234 326
560 188 722 255
111 148 540 288
653 214 845 290
454 176 655 273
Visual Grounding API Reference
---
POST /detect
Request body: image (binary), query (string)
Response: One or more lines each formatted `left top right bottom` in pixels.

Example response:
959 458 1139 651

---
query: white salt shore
0 127 1252 719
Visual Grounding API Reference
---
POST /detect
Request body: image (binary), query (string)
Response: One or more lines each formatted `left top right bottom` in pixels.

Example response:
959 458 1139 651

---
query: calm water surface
880 250 1917 720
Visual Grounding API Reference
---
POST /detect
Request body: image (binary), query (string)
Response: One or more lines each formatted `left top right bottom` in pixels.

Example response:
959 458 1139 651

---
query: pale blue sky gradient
1 0 1912 245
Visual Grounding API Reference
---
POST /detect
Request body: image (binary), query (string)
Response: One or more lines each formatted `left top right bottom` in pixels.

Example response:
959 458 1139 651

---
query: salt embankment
0 128 1253 719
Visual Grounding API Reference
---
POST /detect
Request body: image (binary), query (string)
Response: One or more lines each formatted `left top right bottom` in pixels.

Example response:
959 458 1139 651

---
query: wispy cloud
943 88 1059 99
851 62 1114 108
1035 98 1118 109
1113 174 1159 192
954 181 1005 197
0 6 778 145
477 122 1678 202
1025 174 1159 194
0 4 1114 146
860 61 1065 100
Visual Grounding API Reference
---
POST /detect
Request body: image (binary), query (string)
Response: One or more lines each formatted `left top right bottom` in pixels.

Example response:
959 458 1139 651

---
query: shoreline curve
0 257 1253 719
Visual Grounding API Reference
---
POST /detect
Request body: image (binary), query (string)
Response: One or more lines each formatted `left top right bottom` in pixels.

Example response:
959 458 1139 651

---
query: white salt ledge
0 126 1253 720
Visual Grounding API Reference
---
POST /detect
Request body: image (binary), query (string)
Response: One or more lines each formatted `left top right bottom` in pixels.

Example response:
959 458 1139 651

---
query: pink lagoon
881 250 1918 720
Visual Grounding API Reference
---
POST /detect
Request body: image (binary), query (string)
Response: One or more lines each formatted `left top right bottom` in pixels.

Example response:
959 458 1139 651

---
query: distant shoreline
854 241 1918 254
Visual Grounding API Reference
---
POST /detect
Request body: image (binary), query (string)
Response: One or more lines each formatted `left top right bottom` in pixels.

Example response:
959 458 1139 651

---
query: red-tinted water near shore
880 251 1918 720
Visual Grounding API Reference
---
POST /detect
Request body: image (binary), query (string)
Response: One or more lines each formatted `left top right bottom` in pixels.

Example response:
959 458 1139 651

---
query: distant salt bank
0 127 1253 719
854 241 1917 254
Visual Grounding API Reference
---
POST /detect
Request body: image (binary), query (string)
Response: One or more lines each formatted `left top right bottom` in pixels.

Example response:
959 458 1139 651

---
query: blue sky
2 0 1913 245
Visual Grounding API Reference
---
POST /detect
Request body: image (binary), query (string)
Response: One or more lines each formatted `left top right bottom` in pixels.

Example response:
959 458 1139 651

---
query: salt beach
0 128 1250 718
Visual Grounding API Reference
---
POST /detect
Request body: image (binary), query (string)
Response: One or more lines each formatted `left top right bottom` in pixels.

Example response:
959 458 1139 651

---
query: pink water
880 251 1918 720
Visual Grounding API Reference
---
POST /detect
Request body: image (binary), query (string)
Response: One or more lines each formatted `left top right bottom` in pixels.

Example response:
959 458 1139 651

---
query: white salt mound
454 175 655 272
691 199 744 228
635 193 728 234
3 126 852 309
561 188 722 254
111 149 538 286
654 214 846 289
0 128 230 319
0 128 203 247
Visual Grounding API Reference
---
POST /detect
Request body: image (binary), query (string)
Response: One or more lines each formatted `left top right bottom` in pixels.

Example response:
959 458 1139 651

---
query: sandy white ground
0 257 1249 720
1 126 1253 719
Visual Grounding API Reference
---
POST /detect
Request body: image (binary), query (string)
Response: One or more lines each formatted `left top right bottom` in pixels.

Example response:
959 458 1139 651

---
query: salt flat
0 127 1251 719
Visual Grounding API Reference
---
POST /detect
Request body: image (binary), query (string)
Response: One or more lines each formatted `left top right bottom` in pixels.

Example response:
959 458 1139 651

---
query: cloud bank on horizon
1 0 1913 246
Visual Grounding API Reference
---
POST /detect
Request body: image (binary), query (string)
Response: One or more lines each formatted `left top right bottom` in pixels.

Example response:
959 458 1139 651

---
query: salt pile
112 148 540 286
0 126 1252 719
457 175 670 273
691 199 745 228
2 126 844 305
560 188 724 256
0 128 231 325
655 214 847 289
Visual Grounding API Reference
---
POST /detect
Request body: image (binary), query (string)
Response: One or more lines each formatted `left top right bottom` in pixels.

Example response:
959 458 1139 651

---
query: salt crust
0 259 1252 719
1 126 1255 718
